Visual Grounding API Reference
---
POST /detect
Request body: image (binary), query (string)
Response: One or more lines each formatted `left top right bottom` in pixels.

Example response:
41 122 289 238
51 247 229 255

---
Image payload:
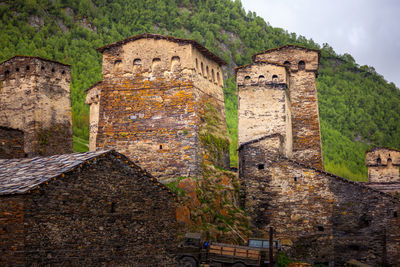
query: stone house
236 45 400 266
86 33 230 180
0 150 177 266
0 56 73 158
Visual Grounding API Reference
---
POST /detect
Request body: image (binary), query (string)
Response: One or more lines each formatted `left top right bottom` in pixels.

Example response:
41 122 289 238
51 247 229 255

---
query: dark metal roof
0 150 111 195
251 44 321 63
96 33 226 66
0 55 70 67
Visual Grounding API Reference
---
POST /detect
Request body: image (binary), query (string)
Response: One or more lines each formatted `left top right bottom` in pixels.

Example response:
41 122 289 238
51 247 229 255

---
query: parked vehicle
177 232 280 267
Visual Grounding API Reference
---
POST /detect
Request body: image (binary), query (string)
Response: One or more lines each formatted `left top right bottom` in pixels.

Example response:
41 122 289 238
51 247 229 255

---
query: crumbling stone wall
366 147 400 182
236 62 292 157
253 46 323 170
239 137 400 266
0 126 24 158
0 151 177 266
0 56 73 157
87 35 229 179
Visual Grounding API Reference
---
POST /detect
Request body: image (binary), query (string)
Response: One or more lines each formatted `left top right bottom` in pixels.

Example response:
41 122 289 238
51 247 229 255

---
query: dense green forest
1 0 399 181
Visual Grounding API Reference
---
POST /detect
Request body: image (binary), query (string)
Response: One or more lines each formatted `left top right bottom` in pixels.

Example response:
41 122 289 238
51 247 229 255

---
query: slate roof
251 44 321 63
96 33 226 66
0 150 111 195
366 146 400 153
0 55 70 67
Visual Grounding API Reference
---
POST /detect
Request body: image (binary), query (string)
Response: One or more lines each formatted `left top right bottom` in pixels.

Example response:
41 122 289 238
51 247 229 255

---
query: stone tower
0 56 73 158
366 147 400 183
236 61 292 157
252 45 323 169
86 33 229 180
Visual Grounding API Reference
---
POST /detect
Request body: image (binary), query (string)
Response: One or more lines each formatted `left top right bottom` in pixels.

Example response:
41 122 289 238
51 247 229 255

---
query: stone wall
239 139 400 266
366 147 400 182
0 126 24 159
0 151 178 266
236 62 292 157
0 56 73 157
253 46 323 170
87 35 229 179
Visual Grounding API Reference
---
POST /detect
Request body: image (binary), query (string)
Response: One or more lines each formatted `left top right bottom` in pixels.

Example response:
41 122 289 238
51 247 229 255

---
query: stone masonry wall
0 56 73 157
0 195 24 266
236 62 292 157
0 152 178 266
254 47 323 170
239 139 400 266
89 36 229 179
366 148 400 182
0 126 24 159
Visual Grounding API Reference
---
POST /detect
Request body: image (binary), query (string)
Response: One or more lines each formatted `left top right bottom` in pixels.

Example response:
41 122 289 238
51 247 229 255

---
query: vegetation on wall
1 0 399 181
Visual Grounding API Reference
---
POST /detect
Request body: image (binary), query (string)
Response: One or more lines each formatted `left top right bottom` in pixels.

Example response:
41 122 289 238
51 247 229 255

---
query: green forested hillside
1 0 399 181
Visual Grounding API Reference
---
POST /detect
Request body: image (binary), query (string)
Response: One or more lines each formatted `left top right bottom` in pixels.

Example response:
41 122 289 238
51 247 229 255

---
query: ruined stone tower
86 34 229 180
252 45 323 169
0 56 73 158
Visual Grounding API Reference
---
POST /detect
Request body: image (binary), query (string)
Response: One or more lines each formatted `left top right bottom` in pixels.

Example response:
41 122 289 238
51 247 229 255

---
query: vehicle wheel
232 263 246 267
178 256 197 267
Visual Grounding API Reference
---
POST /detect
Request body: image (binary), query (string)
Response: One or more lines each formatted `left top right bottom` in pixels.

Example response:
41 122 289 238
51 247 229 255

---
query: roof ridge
237 133 283 151
96 33 226 66
234 60 288 75
251 44 321 62
0 55 70 67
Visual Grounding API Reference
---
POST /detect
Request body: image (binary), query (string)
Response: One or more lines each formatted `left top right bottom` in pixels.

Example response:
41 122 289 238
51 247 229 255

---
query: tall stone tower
0 56 73 158
236 61 292 157
252 45 323 170
86 34 229 180
366 147 400 183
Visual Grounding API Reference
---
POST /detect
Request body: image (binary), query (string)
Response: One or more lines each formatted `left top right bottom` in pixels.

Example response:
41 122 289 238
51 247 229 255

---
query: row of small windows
115 56 182 73
3 65 66 78
195 58 222 85
284 60 305 70
244 74 279 84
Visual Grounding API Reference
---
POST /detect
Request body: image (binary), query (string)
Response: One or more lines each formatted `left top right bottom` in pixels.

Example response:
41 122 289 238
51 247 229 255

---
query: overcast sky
241 0 400 88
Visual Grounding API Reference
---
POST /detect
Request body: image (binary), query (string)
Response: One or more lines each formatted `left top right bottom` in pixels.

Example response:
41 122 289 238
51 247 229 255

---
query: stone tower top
0 55 72 158
252 45 320 75
366 147 400 183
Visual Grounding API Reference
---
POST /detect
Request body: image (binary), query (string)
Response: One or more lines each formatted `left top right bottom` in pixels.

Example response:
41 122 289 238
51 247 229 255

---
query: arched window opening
394 211 398 218
133 58 142 73
61 70 65 75
317 226 324 232
377 157 382 165
113 59 122 72
387 158 392 166
16 67 20 72
26 66 30 71
211 69 215 83
294 177 298 182
110 202 115 213
201 62 204 77
159 144 163 150
272 74 278 83
195 58 199 72
51 68 55 73
257 164 264 170
258 75 265 84
244 76 251 86
151 58 161 73
41 66 45 71
171 56 181 72
217 72 221 86
298 60 305 71
284 61 291 67
206 66 210 80
4 70 9 78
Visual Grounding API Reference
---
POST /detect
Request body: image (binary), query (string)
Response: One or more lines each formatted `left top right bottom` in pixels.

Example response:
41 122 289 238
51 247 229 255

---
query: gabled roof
0 150 110 195
234 60 287 76
0 55 70 67
237 133 283 151
251 44 321 63
366 146 400 153
85 80 102 92
97 33 226 66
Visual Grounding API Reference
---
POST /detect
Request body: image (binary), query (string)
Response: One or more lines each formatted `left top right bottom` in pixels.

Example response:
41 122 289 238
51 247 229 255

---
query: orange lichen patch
178 178 200 207
176 205 191 225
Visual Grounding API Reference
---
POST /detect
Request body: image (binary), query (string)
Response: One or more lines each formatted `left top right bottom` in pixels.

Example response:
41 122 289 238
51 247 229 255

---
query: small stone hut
0 150 177 266
0 56 73 158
